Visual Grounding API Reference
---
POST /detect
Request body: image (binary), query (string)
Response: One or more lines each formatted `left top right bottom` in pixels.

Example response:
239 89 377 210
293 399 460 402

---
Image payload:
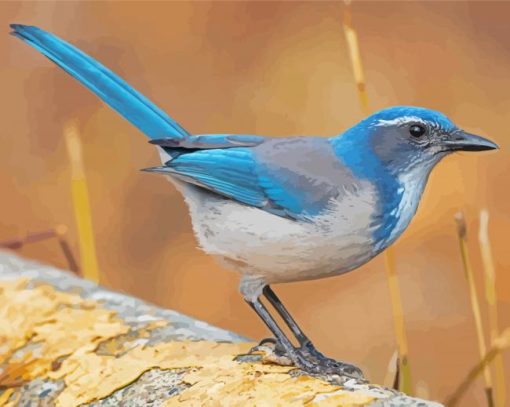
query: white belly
172 178 380 284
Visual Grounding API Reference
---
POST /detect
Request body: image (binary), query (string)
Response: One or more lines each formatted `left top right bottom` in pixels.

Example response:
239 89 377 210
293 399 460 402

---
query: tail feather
10 24 189 140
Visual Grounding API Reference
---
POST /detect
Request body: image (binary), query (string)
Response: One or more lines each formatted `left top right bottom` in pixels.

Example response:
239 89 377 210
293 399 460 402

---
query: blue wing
10 24 188 140
146 145 314 220
145 147 272 209
145 137 353 221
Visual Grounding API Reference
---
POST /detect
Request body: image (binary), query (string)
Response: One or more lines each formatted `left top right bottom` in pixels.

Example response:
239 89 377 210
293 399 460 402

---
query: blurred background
1 1 509 404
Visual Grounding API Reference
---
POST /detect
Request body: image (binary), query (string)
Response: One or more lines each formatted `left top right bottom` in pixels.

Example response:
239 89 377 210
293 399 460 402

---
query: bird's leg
262 285 310 345
242 278 364 380
246 297 320 373
263 286 363 376
262 285 325 360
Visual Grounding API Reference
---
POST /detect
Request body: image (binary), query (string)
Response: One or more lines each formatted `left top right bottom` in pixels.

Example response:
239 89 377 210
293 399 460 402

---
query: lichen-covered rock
0 252 442 406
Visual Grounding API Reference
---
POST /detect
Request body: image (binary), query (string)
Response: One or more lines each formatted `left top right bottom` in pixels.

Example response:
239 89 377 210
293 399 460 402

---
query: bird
10 24 498 380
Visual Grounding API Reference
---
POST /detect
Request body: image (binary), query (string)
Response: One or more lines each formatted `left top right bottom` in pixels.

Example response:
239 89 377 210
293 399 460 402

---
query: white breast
380 166 429 249
172 178 380 284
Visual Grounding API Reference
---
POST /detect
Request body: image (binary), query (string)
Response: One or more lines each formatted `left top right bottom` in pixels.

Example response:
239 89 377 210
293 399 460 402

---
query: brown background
1 1 509 404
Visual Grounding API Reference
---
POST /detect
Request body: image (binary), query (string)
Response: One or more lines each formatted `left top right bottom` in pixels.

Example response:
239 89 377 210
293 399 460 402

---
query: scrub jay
10 24 498 380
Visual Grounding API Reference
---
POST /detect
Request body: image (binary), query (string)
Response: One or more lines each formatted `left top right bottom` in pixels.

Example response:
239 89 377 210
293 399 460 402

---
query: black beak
443 130 499 152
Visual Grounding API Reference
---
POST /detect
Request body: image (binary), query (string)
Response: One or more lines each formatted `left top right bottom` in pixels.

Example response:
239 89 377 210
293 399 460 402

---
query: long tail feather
10 24 189 140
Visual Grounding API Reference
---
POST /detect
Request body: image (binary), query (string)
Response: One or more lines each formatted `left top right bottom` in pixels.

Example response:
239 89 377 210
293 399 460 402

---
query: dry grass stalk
384 248 412 394
446 328 510 407
65 121 100 283
342 1 411 393
454 212 493 407
0 229 57 249
55 224 81 275
383 349 398 389
479 210 506 407
342 2 369 113
0 225 80 275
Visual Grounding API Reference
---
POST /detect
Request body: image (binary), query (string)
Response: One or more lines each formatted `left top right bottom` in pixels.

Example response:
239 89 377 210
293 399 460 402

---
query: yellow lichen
0 280 130 388
0 389 14 406
50 340 374 406
0 277 378 407
0 278 87 363
0 278 141 396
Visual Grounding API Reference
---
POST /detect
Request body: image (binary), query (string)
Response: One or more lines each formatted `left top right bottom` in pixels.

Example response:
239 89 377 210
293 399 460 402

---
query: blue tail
10 24 189 140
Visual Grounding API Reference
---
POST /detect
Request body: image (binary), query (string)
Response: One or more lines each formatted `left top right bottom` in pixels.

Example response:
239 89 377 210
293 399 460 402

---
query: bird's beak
443 130 499 152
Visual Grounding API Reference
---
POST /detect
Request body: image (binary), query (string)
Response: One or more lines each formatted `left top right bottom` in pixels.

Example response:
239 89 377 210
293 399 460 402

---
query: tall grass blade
479 210 506 407
454 212 493 406
446 328 510 407
342 2 369 113
383 349 399 389
384 248 412 394
342 1 411 393
65 121 100 283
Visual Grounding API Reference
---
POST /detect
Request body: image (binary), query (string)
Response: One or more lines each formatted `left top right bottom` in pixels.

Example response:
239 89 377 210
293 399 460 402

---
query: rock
0 251 442 406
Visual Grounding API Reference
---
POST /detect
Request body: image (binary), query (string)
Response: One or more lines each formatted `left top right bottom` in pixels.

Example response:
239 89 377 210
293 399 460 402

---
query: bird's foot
302 357 365 380
298 340 365 380
250 338 365 381
248 337 293 366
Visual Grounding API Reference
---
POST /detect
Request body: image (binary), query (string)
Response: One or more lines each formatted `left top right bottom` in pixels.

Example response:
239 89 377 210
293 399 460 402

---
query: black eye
409 124 426 137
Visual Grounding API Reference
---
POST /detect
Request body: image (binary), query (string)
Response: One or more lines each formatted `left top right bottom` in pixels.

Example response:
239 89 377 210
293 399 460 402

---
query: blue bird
10 24 498 380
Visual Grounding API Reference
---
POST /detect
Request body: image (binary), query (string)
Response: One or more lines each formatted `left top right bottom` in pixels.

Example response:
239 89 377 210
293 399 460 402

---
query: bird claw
297 340 365 379
249 337 293 366
251 337 286 355
306 358 365 380
251 338 365 380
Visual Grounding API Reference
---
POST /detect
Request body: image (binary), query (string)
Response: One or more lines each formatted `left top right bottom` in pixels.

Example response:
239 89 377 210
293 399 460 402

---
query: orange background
1 1 509 404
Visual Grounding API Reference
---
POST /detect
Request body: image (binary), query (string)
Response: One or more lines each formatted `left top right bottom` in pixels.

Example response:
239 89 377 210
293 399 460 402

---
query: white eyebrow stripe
375 116 427 127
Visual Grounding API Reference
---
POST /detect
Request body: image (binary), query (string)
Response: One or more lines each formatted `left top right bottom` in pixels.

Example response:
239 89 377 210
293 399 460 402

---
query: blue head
332 106 498 248
334 106 498 179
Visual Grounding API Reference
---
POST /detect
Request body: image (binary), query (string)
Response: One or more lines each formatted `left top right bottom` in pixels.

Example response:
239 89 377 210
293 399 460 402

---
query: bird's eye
409 124 426 138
